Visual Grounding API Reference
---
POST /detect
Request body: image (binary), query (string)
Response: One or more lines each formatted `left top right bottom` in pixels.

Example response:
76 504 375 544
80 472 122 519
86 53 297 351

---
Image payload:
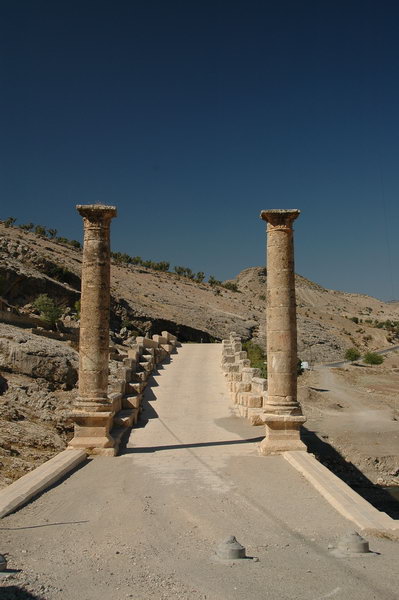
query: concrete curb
284 451 399 539
0 449 87 518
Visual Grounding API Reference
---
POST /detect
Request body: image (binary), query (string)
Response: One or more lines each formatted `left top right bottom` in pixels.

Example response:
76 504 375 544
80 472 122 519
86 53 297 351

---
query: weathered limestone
108 332 179 452
68 204 117 455
58 205 180 456
0 450 87 519
135 333 177 364
259 209 306 454
222 332 267 424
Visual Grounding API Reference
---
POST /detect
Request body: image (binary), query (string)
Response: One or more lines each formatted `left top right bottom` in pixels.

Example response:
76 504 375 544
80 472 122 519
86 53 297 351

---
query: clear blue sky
1 1 399 300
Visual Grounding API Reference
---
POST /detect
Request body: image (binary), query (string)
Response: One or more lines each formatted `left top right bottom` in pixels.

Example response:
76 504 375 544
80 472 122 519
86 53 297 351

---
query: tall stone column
68 204 117 455
259 209 306 455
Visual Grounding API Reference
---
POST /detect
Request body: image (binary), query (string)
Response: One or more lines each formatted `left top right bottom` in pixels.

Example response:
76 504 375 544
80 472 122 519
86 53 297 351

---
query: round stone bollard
329 530 375 558
216 536 246 560
337 531 370 555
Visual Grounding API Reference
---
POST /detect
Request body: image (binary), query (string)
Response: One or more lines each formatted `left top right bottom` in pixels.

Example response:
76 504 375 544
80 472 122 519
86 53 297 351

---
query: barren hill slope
232 267 399 362
1 222 399 363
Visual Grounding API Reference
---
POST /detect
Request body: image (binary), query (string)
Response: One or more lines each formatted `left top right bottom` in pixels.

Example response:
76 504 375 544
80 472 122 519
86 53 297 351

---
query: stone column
259 209 306 455
68 204 117 455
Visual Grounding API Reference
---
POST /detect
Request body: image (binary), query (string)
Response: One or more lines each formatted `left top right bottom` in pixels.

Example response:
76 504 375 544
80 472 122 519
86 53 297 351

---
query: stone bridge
66 206 306 458
0 205 398 600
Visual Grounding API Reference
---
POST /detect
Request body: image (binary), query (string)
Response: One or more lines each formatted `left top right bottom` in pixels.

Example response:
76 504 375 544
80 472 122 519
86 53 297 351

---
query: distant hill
1 221 399 363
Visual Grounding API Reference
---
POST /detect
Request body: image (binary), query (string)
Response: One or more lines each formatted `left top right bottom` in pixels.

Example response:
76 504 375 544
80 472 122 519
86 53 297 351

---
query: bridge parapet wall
222 332 267 425
70 330 178 455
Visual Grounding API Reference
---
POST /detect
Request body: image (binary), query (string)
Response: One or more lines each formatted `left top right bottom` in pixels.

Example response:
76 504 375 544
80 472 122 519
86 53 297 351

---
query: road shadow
133 374 160 428
0 587 45 599
142 384 157 402
303 427 399 519
0 521 88 531
151 356 171 375
127 356 174 428
122 436 264 454
118 358 173 452
131 355 176 423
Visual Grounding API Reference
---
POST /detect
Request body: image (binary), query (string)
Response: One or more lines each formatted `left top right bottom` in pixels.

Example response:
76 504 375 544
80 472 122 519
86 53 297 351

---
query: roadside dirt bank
299 351 399 516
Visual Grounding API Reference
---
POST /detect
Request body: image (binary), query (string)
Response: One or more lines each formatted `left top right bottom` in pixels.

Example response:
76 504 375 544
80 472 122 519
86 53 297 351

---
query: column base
68 409 116 456
259 414 307 456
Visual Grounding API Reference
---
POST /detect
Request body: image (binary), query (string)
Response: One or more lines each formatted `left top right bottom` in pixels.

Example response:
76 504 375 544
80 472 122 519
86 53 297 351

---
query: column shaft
77 207 115 406
266 215 298 411
259 209 306 455
68 204 117 455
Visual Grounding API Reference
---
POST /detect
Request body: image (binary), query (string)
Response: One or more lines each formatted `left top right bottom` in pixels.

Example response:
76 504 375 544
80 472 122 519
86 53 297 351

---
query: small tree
222 281 239 292
4 217 16 228
174 266 185 277
208 275 221 286
345 347 361 362
195 271 205 283
111 251 123 263
33 294 62 327
56 236 69 244
34 225 46 237
363 352 384 365
242 340 267 378
154 261 169 271
19 222 34 232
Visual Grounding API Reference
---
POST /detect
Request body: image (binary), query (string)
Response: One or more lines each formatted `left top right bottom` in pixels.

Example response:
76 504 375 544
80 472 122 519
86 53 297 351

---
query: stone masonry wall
221 331 267 425
107 330 178 452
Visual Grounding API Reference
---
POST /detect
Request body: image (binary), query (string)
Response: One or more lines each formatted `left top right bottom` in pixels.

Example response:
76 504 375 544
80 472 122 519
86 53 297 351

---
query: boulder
0 323 78 388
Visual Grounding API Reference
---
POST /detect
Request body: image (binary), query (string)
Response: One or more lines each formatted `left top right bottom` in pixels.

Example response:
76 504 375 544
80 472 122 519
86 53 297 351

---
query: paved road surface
1 344 398 599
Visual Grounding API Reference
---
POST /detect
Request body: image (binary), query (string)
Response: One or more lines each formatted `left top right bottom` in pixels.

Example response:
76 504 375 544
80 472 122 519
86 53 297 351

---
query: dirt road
311 366 397 435
302 359 399 488
1 345 398 599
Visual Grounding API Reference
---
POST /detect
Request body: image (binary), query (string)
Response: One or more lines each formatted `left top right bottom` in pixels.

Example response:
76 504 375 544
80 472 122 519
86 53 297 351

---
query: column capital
260 209 300 229
76 204 117 222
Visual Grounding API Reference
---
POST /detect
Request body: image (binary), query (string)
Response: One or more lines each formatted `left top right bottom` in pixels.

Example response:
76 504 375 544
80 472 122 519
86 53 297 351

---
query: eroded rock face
0 323 78 388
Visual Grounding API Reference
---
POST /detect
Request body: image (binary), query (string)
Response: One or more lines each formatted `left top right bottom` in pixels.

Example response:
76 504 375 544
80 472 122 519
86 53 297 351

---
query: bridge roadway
1 344 398 599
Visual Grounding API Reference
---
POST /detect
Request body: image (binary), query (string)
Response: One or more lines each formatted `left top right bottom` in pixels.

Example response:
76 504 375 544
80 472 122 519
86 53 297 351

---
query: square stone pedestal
68 409 116 456
259 414 307 455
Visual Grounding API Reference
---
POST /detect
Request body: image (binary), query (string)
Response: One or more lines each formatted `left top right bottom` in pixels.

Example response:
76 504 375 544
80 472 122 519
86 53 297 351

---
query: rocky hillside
234 267 399 363
1 221 399 487
0 322 78 486
1 221 399 362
